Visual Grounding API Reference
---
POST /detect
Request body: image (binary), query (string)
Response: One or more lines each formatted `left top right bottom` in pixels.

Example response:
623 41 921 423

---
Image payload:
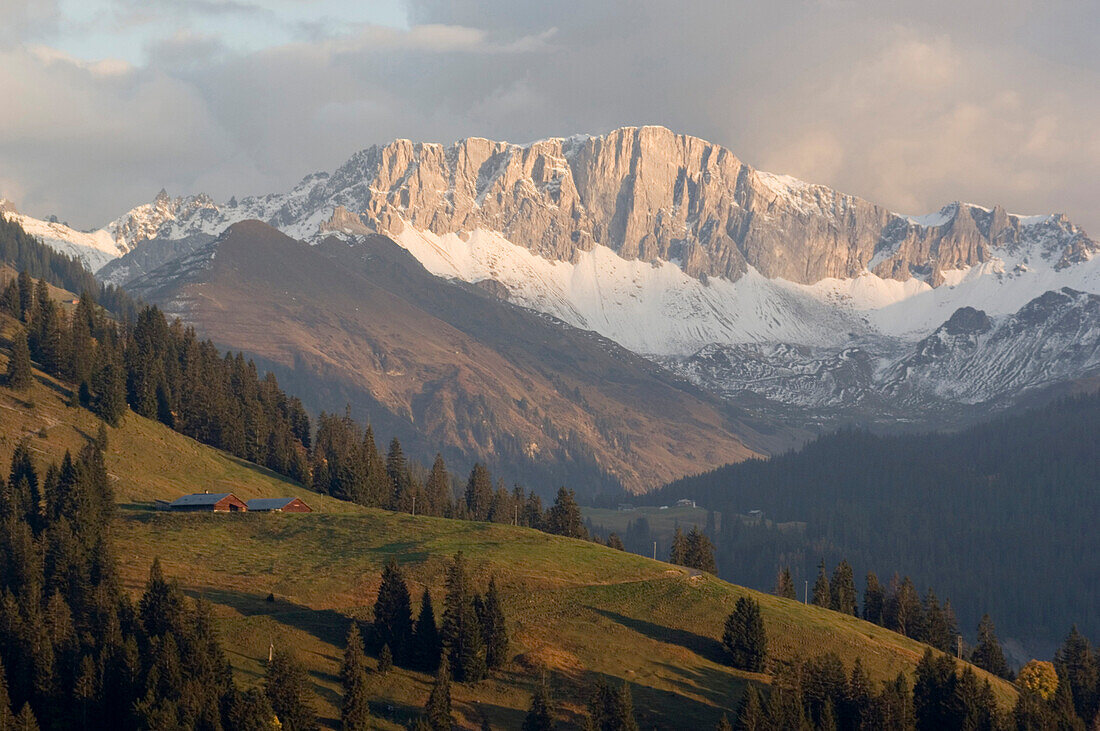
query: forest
651 393 1100 653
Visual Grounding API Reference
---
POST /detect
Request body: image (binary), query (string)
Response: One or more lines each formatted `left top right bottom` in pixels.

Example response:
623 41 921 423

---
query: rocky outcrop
301 126 1094 286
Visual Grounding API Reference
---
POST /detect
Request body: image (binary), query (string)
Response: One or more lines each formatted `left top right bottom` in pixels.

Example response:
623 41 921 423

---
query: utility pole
957 635 963 659
653 541 657 560
804 580 809 604
411 496 416 516
514 505 518 526
268 642 274 663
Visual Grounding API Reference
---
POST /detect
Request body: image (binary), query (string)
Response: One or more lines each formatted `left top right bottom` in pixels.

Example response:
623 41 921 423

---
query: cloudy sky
2 0 1098 232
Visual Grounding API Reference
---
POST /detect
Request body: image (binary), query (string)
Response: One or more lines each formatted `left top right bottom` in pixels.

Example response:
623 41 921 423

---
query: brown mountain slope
129 221 787 495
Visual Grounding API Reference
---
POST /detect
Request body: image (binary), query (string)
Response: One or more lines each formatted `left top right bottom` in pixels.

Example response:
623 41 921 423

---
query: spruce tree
227 688 279 731
606 533 625 551
684 526 717 573
522 676 555 731
612 682 639 731
265 649 319 731
479 577 509 670
544 487 586 539
425 653 454 730
5 329 32 390
722 597 767 672
0 659 15 729
812 560 830 608
13 703 38 731
377 644 393 674
413 589 442 672
863 572 884 625
372 557 414 664
90 353 126 427
716 714 733 731
341 623 371 730
440 553 486 683
844 658 873 731
971 614 1010 680
464 464 494 521
1054 625 1099 723
830 560 857 615
669 525 687 565
734 685 764 730
425 454 452 517
775 566 796 600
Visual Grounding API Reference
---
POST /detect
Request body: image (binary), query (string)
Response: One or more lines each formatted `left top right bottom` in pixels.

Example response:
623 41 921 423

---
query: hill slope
0 323 1014 728
126 220 781 495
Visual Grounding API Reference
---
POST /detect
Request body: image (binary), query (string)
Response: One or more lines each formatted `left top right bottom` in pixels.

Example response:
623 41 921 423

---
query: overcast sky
1 0 1097 233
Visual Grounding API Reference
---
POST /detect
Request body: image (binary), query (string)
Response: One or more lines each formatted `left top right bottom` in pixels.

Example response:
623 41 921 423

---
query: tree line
651 393 1100 649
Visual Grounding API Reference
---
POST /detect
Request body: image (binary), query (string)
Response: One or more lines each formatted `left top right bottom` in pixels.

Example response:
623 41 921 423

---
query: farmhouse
161 492 248 512
246 497 313 513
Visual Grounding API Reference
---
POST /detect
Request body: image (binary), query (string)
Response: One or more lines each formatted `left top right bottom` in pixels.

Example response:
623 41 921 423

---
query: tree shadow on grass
591 607 727 665
184 587 351 649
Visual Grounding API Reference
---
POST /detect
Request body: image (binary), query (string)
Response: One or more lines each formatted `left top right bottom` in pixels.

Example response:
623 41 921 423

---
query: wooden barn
165 492 248 512
246 497 313 513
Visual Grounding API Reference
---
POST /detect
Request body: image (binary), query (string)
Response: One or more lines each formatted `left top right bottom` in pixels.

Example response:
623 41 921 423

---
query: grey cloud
0 0 1097 234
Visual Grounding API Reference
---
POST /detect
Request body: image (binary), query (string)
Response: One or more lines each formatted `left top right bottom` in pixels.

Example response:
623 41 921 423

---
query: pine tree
829 560 857 615
372 557 414 664
923 590 956 653
876 673 916 731
971 614 1010 680
227 688 279 731
522 676 555 731
669 525 687 565
377 644 393 674
863 572 884 625
1055 626 1099 723
716 714 733 731
0 659 15 729
612 682 639 731
265 649 319 731
413 589 442 672
464 463 494 521
812 560 830 608
480 577 509 670
544 487 586 539
425 454 452 517
722 597 767 672
385 437 410 509
90 351 126 426
5 329 33 390
775 566 796 600
734 685 764 730
14 703 38 731
606 533 625 551
341 623 371 730
913 649 959 731
684 526 717 573
440 553 486 683
425 653 454 730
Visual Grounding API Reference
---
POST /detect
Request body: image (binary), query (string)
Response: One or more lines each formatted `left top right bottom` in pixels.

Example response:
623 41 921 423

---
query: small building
166 492 248 512
675 498 697 508
246 497 313 513
746 509 765 524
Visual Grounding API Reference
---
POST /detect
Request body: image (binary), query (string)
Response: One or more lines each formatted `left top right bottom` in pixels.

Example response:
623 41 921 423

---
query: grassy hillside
0 317 1016 729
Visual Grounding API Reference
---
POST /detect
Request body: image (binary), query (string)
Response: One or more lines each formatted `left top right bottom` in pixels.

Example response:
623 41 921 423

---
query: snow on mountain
1 202 122 271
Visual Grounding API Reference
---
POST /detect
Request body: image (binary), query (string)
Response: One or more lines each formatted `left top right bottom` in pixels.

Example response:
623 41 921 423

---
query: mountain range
4 124 1098 481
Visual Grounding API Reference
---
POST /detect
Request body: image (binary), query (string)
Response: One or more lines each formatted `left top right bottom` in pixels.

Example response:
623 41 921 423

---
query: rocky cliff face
299 125 1093 286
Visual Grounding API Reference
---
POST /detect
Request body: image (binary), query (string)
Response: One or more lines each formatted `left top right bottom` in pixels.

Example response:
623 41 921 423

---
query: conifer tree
734 685 764 730
14 703 38 731
715 714 733 731
5 329 32 390
669 525 687 565
913 649 959 731
684 526 717 573
1054 626 1099 723
812 560 831 608
425 454 452 517
265 649 319 731
522 676 555 731
341 623 371 730
606 533 625 551
722 597 767 672
843 657 873 731
612 682 639 731
385 437 411 509
544 488 586 539
377 644 393 674
464 464 494 521
830 560 857 615
372 557 414 664
877 673 916 731
479 577 509 670
440 553 486 683
413 589 442 672
90 351 126 426
227 688 279 731
863 572 884 625
0 659 15 729
775 566 796 600
425 653 454 730
971 614 1010 680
